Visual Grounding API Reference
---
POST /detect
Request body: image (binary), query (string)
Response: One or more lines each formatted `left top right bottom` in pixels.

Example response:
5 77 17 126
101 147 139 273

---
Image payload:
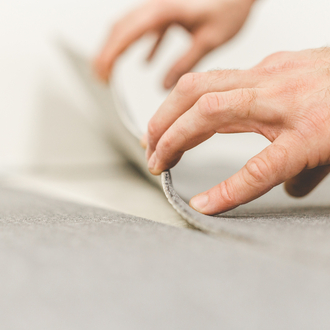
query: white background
1 0 330 172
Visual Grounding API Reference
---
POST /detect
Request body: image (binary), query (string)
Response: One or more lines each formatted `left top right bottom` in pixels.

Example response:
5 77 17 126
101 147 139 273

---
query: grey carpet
0 187 330 329
171 162 330 268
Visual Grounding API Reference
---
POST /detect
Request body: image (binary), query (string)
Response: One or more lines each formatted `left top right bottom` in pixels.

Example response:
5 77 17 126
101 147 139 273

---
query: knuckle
253 51 300 75
197 93 222 118
158 132 172 152
262 51 290 64
172 122 189 147
245 145 289 185
217 181 237 206
244 157 270 184
157 132 181 163
176 73 201 95
254 59 303 77
254 62 288 75
267 51 289 60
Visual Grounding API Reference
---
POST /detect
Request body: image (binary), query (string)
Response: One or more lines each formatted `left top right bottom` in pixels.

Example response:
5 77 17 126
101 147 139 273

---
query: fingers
148 88 280 175
285 165 330 197
163 35 212 89
95 5 168 82
163 27 237 89
189 136 305 215
147 28 167 62
147 69 261 159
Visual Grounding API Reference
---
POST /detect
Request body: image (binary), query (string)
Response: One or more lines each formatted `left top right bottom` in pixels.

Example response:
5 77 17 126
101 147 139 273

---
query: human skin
94 0 255 88
146 49 330 214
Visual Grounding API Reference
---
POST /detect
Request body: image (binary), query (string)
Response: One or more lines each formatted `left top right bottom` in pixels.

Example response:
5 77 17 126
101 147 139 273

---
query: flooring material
166 166 330 269
0 186 330 330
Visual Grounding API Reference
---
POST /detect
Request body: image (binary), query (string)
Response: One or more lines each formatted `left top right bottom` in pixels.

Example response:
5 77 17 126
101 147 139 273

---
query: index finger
146 69 260 158
148 87 282 175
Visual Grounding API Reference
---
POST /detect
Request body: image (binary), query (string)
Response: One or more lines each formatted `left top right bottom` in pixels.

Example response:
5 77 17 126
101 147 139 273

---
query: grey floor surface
172 163 330 270
0 186 330 330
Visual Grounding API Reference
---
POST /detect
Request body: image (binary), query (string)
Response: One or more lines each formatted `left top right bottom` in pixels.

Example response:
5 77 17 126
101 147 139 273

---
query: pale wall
1 0 330 171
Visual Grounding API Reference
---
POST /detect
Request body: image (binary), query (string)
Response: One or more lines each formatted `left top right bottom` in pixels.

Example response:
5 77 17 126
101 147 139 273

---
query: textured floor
0 186 330 329
170 162 330 270
3 46 330 326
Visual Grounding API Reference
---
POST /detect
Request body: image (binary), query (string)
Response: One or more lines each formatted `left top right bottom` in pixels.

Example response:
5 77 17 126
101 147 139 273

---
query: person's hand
145 48 330 214
94 0 255 88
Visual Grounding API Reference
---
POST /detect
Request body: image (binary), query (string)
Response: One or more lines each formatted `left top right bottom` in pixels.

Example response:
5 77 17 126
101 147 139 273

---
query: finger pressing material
189 136 305 215
285 165 330 197
147 69 260 159
148 88 271 174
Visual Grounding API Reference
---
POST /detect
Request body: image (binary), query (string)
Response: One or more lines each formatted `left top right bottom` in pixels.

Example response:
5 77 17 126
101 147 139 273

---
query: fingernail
148 152 157 171
190 194 209 212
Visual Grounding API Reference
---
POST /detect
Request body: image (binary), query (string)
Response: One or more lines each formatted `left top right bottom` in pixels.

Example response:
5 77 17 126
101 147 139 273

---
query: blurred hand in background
94 0 255 88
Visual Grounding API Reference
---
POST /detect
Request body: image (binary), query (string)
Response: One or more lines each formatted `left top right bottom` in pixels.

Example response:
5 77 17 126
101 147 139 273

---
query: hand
94 0 255 88
145 48 330 214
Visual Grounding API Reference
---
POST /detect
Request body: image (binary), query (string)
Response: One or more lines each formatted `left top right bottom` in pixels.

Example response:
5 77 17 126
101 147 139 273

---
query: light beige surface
5 164 187 228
